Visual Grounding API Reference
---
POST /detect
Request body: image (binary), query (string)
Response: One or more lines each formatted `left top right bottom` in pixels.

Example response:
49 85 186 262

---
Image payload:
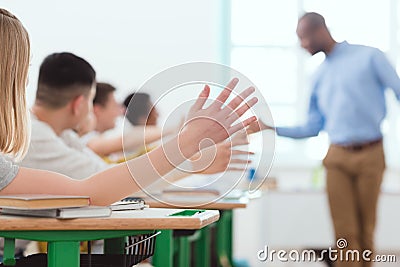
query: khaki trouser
323 142 385 267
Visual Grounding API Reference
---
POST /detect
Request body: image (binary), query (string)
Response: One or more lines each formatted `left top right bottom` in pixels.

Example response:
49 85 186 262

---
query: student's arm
2 81 257 206
87 135 131 157
87 125 176 157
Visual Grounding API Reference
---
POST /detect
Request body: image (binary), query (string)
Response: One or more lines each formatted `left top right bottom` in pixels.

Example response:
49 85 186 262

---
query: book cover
0 206 111 219
0 194 90 209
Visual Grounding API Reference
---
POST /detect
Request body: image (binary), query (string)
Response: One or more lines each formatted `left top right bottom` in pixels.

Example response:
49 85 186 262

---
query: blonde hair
0 9 30 159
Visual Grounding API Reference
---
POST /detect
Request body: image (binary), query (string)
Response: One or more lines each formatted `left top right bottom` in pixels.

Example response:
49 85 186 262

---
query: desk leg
152 230 173 267
216 210 233 267
178 236 190 267
47 241 80 267
104 237 126 254
3 238 16 266
194 227 211 267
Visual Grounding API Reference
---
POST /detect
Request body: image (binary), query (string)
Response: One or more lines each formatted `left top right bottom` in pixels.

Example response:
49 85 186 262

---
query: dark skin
296 13 337 56
253 13 337 131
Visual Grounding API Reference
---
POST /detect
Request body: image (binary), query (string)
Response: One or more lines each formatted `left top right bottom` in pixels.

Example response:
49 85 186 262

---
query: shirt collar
326 41 348 58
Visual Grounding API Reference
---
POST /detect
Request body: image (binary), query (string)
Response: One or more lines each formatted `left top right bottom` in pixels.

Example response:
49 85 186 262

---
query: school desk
0 208 219 267
143 194 249 267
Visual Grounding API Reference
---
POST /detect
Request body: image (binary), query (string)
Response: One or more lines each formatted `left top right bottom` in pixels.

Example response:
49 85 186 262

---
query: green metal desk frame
152 226 211 267
152 209 233 267
0 230 152 267
216 209 234 266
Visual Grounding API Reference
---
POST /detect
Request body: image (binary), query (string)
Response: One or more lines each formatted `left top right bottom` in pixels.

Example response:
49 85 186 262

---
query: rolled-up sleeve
371 49 400 100
0 155 19 191
275 89 325 139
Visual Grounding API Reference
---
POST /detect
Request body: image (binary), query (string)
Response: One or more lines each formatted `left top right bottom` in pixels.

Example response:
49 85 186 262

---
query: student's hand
246 119 274 134
165 116 185 136
179 78 258 158
190 131 253 174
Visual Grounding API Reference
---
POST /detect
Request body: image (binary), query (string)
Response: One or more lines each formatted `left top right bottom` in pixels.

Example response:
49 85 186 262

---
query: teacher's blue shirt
276 41 400 145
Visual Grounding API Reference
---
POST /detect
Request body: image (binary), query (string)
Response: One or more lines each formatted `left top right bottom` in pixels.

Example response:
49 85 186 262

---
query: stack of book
0 194 110 219
0 195 148 219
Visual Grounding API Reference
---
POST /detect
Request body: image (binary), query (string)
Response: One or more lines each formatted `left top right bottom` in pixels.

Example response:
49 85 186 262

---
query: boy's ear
71 95 85 116
93 104 101 117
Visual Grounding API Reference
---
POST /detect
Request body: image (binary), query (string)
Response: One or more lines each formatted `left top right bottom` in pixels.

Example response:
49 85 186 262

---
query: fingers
211 78 239 109
231 137 249 147
190 85 210 112
221 86 255 116
231 149 254 156
229 116 257 135
226 97 258 125
229 158 251 164
246 120 261 134
221 136 249 149
228 128 249 145
227 158 253 171
188 79 259 149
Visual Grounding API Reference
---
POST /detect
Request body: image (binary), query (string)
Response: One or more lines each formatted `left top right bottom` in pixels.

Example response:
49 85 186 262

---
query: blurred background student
122 92 171 157
84 84 180 162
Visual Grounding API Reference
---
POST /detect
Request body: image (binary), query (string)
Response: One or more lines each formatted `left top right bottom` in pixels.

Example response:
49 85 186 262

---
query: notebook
0 194 90 209
0 206 111 219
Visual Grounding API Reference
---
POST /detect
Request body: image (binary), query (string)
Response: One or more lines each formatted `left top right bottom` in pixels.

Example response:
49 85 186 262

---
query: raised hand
180 78 258 158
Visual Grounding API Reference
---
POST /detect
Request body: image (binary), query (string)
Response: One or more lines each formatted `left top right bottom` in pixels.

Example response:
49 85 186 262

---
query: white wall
1 0 221 105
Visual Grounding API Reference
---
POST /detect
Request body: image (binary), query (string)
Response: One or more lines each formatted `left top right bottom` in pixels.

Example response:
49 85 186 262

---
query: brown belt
334 138 382 152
